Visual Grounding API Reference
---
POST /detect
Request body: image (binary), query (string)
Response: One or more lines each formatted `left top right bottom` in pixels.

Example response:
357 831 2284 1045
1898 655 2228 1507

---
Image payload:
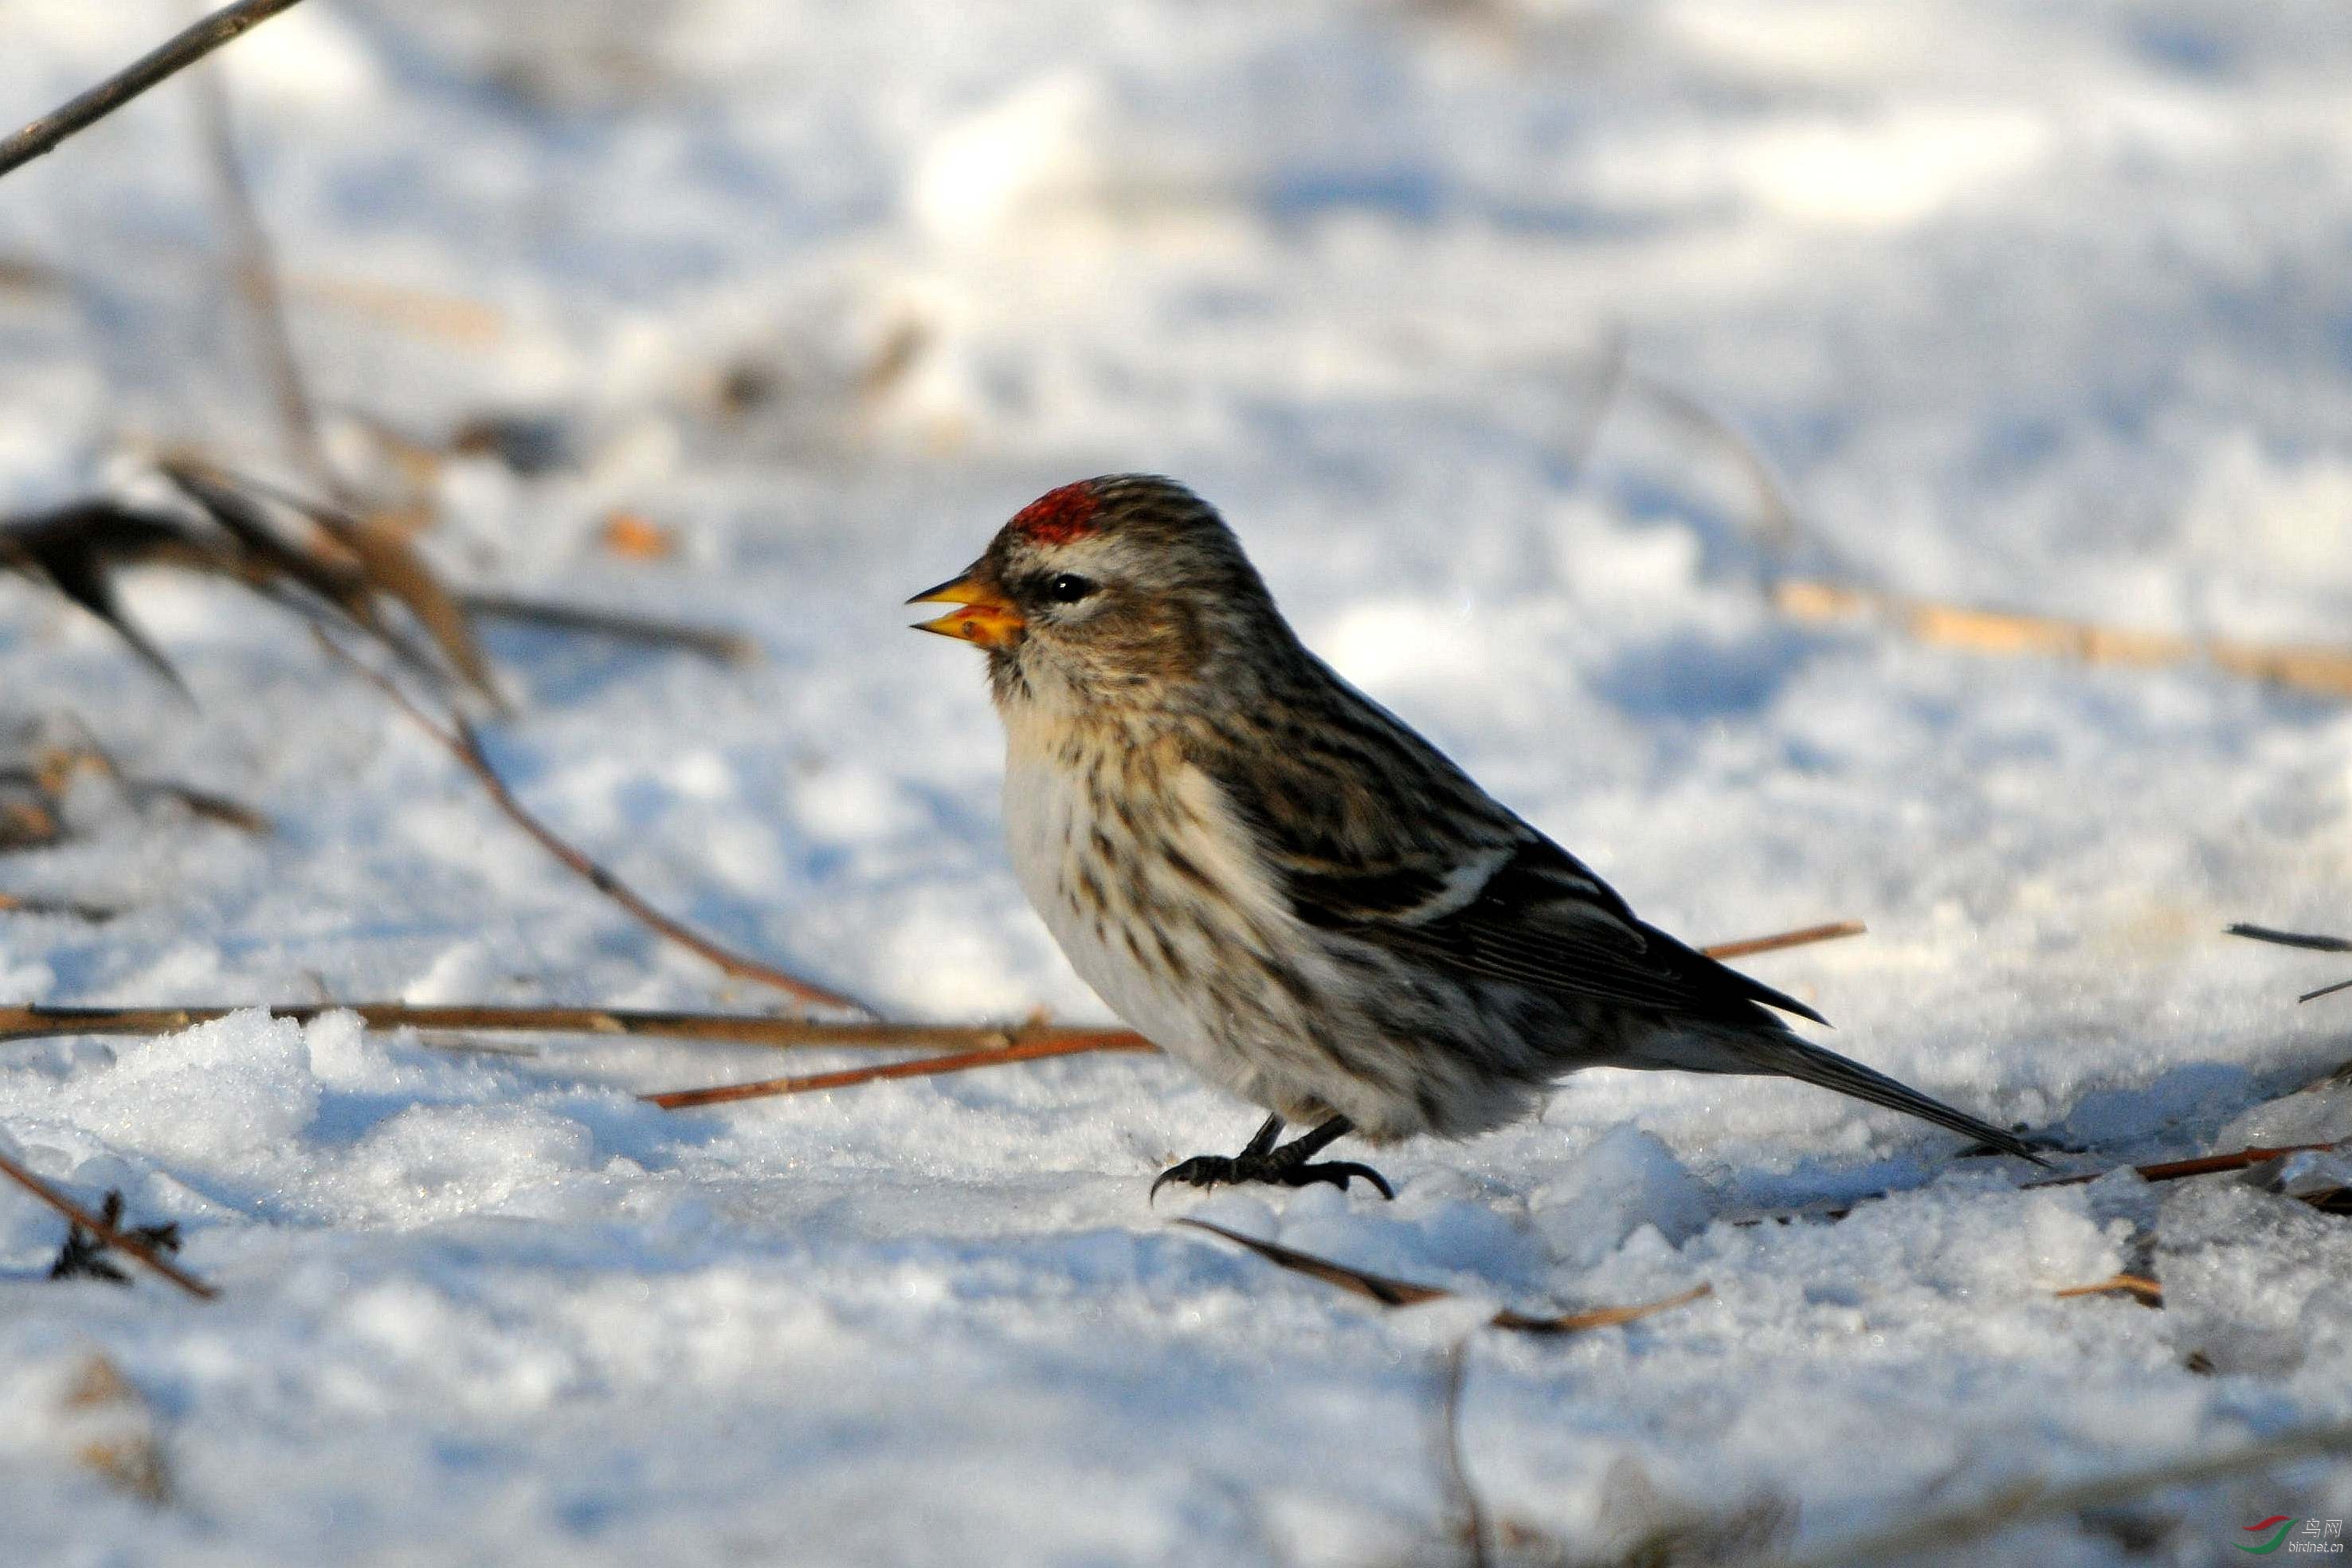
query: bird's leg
1152 1114 1395 1201
1237 1111 1286 1159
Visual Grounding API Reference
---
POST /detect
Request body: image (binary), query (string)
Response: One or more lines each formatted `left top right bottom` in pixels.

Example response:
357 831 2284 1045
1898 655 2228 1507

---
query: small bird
912 476 2040 1197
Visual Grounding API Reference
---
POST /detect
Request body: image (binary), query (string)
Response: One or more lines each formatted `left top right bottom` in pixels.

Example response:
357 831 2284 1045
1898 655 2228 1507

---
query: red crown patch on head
1009 481 1101 545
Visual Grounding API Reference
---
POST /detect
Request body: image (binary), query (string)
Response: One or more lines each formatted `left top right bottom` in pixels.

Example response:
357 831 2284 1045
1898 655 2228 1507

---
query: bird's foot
1151 1150 1394 1201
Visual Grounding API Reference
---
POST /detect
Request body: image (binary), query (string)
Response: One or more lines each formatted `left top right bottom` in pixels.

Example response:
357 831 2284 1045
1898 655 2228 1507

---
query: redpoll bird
912 476 2040 1197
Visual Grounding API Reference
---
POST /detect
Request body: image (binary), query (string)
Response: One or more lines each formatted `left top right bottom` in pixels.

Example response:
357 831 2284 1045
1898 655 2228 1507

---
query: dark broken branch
0 505 204 693
2227 923 2352 1002
5 466 749 700
0 0 309 180
2227 923 2352 954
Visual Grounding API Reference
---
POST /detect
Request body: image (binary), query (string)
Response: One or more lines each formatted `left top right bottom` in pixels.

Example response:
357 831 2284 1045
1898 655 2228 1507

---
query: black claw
1150 1152 1396 1202
1150 1156 1234 1202
1305 1161 1396 1199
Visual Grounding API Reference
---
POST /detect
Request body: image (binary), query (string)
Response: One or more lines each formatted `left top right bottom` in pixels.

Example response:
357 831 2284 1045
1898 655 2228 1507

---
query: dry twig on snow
1178 1216 1711 1334
1776 579 2352 701
0 1150 216 1299
0 0 310 180
2 464 755 700
0 1001 1072 1050
1627 368 1804 559
2050 1273 2165 1307
2027 1142 2349 1191
312 629 868 1012
2226 923 2352 955
0 923 1854 1096
642 1030 1154 1109
2227 922 2352 1002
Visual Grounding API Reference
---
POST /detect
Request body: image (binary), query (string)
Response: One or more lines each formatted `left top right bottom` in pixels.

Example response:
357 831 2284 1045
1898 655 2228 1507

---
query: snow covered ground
2 0 2351 1562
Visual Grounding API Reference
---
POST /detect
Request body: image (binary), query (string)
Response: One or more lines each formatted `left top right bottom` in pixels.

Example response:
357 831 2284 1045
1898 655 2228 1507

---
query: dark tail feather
1725 1033 2046 1165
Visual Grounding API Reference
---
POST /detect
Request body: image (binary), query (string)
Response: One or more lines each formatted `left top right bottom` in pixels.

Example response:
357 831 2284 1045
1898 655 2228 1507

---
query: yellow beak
907 571 1025 649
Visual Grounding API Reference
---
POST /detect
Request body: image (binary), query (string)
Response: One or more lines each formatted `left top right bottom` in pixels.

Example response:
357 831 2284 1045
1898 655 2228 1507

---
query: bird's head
909 476 1283 712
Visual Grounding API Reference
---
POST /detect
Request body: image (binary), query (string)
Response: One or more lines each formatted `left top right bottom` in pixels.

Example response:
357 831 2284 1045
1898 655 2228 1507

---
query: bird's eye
1045 572 1097 604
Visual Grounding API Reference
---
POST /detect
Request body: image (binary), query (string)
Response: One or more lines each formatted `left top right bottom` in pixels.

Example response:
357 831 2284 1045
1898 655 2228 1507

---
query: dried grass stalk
194 61 328 488
644 1030 1152 1109
2052 1273 2163 1307
0 1002 1114 1050
315 629 866 1012
1180 1217 1712 1334
0 922 1856 1100
2029 1142 2347 1190
1691 919 1862 962
1776 579 2352 700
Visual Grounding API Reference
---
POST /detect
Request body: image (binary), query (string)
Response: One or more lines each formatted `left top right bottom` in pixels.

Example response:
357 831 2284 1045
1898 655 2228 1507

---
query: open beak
907 570 1025 649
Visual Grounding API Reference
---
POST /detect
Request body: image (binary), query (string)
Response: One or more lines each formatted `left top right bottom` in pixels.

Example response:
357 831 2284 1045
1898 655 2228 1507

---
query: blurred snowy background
2 1 2349 1562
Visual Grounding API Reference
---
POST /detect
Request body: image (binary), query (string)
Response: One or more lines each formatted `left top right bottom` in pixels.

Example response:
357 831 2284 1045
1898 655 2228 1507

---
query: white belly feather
1000 726 1321 1112
1002 748 1214 1056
